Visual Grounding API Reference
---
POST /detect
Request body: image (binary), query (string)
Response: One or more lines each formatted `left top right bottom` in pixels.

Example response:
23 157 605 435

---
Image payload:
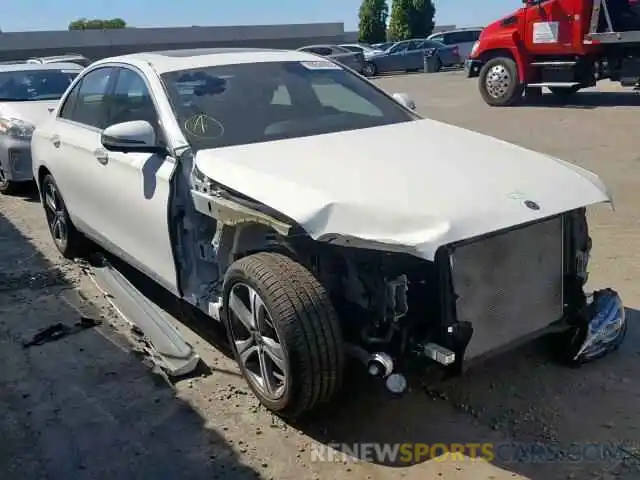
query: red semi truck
466 0 640 105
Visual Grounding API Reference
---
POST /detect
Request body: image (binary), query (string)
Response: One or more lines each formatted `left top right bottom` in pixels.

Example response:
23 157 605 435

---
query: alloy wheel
43 181 67 249
227 282 287 400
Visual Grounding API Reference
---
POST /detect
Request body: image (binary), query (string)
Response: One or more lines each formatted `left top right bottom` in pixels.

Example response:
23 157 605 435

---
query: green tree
68 18 127 30
408 0 436 38
358 0 388 44
387 0 412 41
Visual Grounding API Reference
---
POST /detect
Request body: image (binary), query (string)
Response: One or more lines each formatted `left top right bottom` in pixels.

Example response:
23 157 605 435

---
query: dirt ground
2 71 640 480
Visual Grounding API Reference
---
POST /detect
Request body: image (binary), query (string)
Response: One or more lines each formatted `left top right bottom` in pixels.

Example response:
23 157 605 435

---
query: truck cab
467 0 640 106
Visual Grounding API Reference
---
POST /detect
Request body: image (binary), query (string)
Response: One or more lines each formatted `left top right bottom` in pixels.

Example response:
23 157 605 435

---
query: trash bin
423 49 439 73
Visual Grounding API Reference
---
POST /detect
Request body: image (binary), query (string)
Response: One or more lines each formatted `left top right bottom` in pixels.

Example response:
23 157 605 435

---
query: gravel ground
1 70 639 480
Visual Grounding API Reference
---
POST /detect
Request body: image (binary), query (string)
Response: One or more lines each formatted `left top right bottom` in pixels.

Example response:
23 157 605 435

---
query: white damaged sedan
31 48 626 417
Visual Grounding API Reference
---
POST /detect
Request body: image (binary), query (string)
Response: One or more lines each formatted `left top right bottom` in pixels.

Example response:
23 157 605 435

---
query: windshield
161 60 417 151
0 69 79 101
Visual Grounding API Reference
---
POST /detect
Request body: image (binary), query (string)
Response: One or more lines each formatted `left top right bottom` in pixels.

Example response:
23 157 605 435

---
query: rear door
525 0 573 54
48 66 116 233
401 40 424 70
380 41 411 71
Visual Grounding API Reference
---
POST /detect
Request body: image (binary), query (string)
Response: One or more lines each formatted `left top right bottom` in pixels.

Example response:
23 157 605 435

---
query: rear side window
59 67 115 129
449 30 482 43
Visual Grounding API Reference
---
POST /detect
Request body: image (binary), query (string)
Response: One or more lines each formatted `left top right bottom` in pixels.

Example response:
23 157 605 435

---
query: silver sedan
0 62 82 194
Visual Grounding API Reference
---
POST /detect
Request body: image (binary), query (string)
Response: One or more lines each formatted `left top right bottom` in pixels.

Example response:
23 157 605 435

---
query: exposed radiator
450 216 564 360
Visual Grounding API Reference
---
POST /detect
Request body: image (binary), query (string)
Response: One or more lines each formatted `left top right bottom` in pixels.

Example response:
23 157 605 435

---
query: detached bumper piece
465 59 482 78
573 289 626 363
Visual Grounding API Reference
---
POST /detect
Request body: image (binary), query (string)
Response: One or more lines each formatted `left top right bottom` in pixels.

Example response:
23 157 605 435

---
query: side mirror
392 92 417 111
101 120 161 154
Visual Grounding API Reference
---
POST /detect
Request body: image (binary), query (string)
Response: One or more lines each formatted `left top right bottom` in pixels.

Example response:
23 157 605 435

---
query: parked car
427 27 483 61
27 54 92 67
31 48 625 418
296 44 365 73
362 39 461 76
339 43 384 56
0 62 82 193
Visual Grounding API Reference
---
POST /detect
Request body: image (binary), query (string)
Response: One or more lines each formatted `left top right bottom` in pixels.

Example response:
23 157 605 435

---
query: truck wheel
549 86 581 98
479 57 523 107
222 252 344 418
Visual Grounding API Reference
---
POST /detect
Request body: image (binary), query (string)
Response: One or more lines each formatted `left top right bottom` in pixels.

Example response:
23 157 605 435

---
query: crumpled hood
194 118 610 260
0 100 59 126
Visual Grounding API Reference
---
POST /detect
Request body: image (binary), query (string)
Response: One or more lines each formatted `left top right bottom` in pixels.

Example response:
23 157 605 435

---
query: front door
95 66 179 295
524 0 575 54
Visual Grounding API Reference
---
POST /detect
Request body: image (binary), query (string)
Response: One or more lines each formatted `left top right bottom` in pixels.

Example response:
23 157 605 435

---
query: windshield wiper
0 97 31 102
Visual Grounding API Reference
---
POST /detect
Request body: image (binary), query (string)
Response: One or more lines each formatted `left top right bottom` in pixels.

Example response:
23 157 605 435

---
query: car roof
429 27 484 36
35 54 88 60
93 47 322 74
0 62 84 72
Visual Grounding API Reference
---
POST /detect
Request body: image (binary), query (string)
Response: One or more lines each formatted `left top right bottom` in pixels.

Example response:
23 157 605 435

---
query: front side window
389 42 410 53
161 60 417 151
0 68 79 101
59 67 115 128
106 68 158 129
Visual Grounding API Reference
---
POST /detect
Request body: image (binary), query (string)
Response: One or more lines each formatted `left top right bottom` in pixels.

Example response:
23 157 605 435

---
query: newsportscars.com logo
310 442 636 464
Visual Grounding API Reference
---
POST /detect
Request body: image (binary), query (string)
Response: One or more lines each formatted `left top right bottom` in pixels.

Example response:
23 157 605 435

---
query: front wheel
222 252 345 419
363 61 377 77
478 57 523 107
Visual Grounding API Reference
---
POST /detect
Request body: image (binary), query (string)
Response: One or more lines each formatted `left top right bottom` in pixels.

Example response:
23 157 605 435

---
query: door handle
51 135 60 148
94 149 108 165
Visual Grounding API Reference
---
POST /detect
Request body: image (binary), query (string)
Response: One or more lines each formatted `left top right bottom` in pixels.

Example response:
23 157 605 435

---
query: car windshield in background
0 69 79 101
161 60 417 151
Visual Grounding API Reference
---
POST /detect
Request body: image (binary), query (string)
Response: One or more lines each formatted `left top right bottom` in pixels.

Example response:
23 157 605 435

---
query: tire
549 85 581 98
0 166 17 195
363 61 377 77
433 56 442 72
40 173 89 259
222 252 344 419
478 56 523 107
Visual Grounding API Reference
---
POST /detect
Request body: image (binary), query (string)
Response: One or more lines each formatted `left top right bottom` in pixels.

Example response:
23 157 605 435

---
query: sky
2 1 515 32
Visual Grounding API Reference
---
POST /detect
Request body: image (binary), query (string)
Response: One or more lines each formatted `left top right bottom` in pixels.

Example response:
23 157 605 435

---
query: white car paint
194 118 609 261
31 58 183 296
31 47 611 295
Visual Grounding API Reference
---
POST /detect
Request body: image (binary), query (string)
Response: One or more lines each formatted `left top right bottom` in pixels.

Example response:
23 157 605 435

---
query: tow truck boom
467 0 640 106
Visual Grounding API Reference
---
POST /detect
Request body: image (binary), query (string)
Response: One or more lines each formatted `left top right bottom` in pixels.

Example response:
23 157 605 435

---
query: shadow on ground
521 91 640 109
295 308 640 479
0 211 259 480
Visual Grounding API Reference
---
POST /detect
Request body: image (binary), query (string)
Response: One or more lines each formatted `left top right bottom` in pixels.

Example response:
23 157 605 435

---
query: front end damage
177 159 625 393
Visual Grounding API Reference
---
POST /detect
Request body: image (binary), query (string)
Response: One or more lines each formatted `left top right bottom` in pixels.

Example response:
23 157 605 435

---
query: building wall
0 23 347 61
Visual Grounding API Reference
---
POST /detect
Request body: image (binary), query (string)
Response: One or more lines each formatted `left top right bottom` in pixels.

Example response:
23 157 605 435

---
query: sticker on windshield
299 60 341 70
